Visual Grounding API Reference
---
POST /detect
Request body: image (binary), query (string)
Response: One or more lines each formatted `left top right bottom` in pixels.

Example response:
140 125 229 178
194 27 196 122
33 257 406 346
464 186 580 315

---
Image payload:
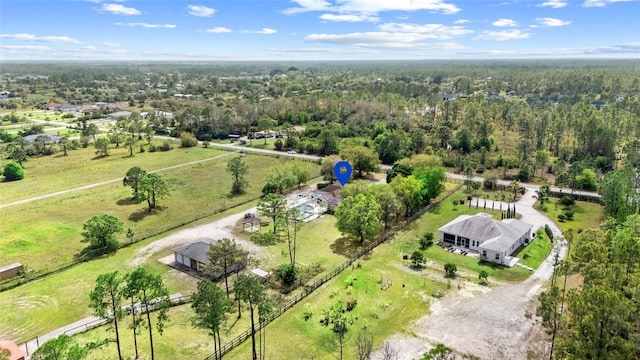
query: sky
0 0 639 61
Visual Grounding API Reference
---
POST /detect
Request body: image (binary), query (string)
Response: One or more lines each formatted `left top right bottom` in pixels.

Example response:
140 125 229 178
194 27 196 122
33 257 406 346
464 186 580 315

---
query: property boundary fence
18 294 190 355
548 190 602 204
0 193 265 293
205 183 464 359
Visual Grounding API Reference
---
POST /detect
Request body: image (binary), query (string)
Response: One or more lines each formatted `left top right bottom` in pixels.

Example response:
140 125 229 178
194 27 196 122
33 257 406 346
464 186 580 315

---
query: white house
438 213 533 266
172 238 244 278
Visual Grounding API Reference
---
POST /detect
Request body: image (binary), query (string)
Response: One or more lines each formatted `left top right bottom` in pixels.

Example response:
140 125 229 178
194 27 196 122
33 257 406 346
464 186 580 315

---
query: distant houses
441 92 457 101
40 103 77 112
23 134 63 144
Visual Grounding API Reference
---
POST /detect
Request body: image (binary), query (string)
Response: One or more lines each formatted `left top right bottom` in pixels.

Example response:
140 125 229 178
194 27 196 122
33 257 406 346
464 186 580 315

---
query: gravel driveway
372 189 566 360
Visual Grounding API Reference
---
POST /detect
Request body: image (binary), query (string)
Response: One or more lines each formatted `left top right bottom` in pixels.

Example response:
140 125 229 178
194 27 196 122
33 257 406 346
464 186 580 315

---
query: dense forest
1 60 639 218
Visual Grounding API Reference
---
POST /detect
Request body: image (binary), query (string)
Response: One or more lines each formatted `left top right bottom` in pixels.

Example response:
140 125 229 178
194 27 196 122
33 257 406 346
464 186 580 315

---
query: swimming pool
296 204 314 214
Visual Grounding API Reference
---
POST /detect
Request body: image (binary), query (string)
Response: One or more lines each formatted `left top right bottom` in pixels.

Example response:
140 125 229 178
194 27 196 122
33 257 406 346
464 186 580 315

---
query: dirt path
372 189 566 360
129 205 268 267
0 152 235 209
129 183 319 267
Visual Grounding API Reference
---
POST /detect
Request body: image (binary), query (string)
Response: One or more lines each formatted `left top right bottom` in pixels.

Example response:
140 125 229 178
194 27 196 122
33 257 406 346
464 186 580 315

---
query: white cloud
283 0 332 14
187 5 216 17
583 0 633 7
99 4 141 15
284 0 460 16
319 13 380 22
206 27 232 33
116 22 177 28
492 18 518 27
378 23 473 39
536 17 572 26
454 19 470 24
254 28 277 34
305 31 464 49
101 42 121 47
0 33 82 44
80 46 97 51
0 45 52 52
474 29 531 41
538 0 568 8
268 47 379 54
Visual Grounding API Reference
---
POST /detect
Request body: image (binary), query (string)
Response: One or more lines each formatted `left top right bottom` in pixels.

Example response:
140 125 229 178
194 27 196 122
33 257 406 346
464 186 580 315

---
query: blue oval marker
333 161 352 186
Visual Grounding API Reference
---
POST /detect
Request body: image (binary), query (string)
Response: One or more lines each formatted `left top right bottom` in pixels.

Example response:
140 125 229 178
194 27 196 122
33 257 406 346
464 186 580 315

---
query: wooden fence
205 183 464 359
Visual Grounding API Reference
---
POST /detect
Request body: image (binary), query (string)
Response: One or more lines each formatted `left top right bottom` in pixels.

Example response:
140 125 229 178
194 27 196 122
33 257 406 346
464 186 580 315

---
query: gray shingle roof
438 213 532 254
172 238 216 265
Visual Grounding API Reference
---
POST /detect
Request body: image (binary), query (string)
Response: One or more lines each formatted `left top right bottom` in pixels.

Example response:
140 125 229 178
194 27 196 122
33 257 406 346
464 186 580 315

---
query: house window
482 250 487 257
495 253 500 260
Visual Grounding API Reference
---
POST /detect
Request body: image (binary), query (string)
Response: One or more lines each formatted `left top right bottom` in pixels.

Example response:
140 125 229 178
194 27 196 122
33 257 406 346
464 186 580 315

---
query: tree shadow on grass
91 155 109 160
329 236 365 258
117 197 138 206
129 206 166 222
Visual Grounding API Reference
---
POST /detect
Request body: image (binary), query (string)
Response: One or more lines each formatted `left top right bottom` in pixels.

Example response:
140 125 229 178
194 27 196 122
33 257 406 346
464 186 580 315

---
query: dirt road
129 204 268 267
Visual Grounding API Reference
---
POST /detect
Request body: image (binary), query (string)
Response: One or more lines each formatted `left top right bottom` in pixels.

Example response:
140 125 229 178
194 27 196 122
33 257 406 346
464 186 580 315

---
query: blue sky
0 0 638 61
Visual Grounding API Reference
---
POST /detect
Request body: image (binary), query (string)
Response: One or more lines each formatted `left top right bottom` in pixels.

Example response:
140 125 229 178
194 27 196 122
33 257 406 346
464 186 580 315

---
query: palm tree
508 180 521 202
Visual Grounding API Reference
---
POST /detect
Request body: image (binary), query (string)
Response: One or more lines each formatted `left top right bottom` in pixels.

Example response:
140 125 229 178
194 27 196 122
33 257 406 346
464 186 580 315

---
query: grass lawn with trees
394 189 532 282
0 245 197 344
512 233 553 269
1 153 309 270
249 215 346 271
227 242 444 360
0 144 226 203
0 197 267 344
539 198 603 235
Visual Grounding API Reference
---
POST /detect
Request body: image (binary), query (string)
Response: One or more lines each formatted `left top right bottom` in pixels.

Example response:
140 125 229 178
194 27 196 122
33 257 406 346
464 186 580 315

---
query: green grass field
539 198 603 235
0 144 226 203
75 235 445 360
19 183 536 359
0 198 265 344
512 234 553 269
0 152 310 270
241 137 278 149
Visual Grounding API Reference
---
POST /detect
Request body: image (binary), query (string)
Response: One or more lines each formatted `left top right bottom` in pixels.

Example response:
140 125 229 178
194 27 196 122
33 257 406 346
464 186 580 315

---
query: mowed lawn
248 215 347 272
0 143 226 203
539 198 604 235
0 243 197 344
78 234 443 360
228 241 444 360
0 199 263 344
0 153 308 270
393 189 532 282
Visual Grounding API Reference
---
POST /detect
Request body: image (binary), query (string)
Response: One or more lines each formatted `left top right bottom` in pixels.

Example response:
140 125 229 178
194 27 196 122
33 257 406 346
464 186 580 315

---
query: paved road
444 172 600 198
154 135 322 162
0 152 235 209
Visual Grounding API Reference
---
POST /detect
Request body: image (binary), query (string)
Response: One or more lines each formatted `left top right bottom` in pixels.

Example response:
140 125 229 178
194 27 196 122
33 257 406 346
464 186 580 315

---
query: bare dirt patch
130 206 268 267
372 276 549 360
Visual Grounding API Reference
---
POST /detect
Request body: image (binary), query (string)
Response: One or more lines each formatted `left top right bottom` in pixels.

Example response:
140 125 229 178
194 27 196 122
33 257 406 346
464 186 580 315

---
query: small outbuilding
0 340 26 360
0 263 24 281
171 238 245 279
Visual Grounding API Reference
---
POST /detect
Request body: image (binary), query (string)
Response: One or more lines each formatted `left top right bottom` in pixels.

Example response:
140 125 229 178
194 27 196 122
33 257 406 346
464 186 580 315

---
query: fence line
205 183 464 359
0 191 270 293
